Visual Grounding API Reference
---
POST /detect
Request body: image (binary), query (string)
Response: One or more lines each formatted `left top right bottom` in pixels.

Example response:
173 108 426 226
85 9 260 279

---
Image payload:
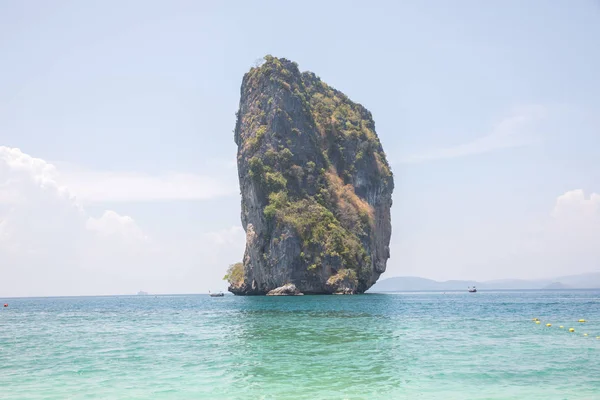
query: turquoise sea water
1 291 599 399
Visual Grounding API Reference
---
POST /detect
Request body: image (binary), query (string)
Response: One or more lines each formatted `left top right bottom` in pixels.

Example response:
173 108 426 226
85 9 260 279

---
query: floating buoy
584 333 588 336
559 326 564 329
535 321 541 324
532 318 539 321
2 303 6 308
597 336 600 340
546 323 552 327
578 319 586 323
569 328 575 332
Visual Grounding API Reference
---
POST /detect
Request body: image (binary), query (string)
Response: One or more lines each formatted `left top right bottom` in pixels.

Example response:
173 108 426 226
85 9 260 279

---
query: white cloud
0 146 78 206
86 210 148 242
401 105 546 163
56 164 238 203
551 189 600 221
0 147 86 254
386 188 600 282
0 147 148 294
545 189 600 262
0 146 245 297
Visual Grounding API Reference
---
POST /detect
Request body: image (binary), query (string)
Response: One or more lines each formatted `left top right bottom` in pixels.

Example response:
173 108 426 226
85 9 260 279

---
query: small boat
209 291 224 297
468 286 477 293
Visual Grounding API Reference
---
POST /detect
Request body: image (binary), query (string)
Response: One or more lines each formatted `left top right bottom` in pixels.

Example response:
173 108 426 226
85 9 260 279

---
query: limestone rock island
227 56 394 295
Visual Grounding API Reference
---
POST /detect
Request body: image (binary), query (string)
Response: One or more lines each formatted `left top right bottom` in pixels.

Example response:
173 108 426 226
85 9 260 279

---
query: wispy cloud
201 226 246 246
400 105 546 164
57 165 239 203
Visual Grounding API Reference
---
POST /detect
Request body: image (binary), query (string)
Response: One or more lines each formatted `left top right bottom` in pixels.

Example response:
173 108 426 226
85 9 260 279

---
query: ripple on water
0 291 599 399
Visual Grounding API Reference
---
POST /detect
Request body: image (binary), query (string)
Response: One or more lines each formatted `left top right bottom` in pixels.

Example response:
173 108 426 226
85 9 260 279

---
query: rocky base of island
326 269 358 295
266 284 304 296
264 273 359 296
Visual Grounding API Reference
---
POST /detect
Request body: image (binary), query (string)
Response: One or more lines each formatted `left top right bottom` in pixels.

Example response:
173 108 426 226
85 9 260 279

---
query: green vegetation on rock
223 262 244 286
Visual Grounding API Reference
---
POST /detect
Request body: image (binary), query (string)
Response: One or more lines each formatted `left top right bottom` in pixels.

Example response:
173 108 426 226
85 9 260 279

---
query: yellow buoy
546 323 551 327
569 328 575 332
535 321 541 324
559 326 564 329
597 336 600 339
532 318 539 321
584 333 588 336
578 319 586 323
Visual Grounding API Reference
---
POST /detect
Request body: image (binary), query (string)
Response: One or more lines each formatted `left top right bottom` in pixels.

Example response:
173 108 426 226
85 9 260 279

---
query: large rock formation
227 55 393 295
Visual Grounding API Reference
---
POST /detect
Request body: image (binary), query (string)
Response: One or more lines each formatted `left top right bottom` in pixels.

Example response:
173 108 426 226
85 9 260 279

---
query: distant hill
542 282 571 290
368 272 600 292
554 272 600 288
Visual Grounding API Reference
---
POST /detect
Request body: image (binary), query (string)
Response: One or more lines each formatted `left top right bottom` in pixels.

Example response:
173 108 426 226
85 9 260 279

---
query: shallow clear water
1 291 599 399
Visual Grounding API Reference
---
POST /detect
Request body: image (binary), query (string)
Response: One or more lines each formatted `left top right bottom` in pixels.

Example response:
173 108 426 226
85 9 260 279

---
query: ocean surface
1 291 599 400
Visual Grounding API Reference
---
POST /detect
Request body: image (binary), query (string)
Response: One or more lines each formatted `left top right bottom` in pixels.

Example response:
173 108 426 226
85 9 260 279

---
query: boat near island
468 286 477 293
209 291 224 297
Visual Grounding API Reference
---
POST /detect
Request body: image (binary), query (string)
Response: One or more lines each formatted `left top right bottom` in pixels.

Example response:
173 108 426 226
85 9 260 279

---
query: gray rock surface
266 283 304 296
229 56 394 295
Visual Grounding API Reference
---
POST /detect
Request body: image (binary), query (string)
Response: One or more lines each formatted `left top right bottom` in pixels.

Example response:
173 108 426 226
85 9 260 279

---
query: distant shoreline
368 288 600 293
2 287 600 299
369 273 600 292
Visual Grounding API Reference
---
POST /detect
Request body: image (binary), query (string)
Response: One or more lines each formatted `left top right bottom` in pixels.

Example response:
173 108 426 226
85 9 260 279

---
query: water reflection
222 295 406 399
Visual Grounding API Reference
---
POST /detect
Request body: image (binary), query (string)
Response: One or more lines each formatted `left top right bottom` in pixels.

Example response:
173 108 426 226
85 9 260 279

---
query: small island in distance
368 272 600 292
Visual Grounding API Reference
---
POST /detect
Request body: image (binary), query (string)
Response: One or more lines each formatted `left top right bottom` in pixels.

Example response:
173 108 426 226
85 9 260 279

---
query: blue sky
1 1 599 296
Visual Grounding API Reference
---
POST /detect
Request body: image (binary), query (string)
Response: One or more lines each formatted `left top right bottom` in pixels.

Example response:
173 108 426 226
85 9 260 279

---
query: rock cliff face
228 56 393 295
